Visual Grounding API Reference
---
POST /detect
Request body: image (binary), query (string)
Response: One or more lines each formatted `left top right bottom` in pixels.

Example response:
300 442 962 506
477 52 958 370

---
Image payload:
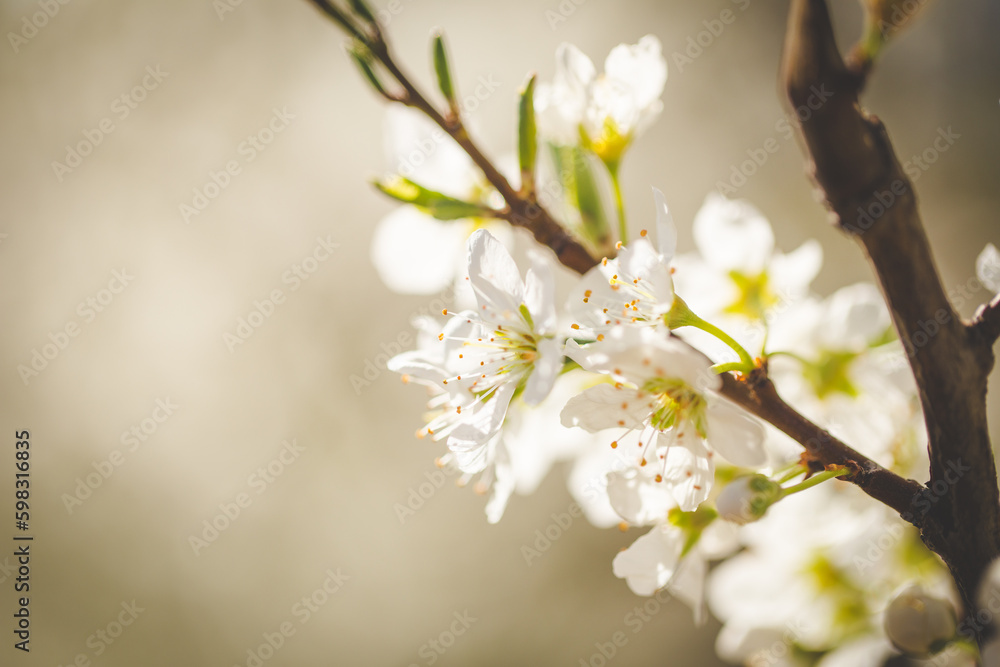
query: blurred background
1 0 998 665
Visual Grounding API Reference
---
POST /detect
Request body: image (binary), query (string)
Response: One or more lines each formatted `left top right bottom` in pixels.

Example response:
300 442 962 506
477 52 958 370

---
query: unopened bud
716 474 781 525
884 585 956 656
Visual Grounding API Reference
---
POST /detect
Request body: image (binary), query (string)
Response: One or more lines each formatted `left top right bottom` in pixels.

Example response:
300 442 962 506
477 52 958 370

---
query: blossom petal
668 553 708 625
769 239 823 303
523 248 557 334
607 467 675 525
521 337 561 405
467 229 525 319
612 524 683 596
705 400 767 467
661 435 715 511
560 384 652 433
977 242 1000 293
371 207 464 294
448 382 517 473
485 439 515 524
603 35 667 113
383 106 477 197
617 238 673 317
692 193 774 275
652 187 677 262
556 42 596 92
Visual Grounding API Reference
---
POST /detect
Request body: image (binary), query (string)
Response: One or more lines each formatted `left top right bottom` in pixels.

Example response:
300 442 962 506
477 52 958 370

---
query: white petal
521 337 561 405
977 242 1000 293
523 248 557 334
768 239 823 303
556 42 596 92
606 468 675 525
815 636 894 667
560 384 652 433
603 35 667 112
617 238 673 316
467 229 525 319
383 106 478 197
448 382 517 473
485 439 515 524
612 524 683 596
693 192 775 275
705 400 767 467
371 207 464 294
667 553 708 625
652 187 677 262
661 436 714 511
820 282 890 350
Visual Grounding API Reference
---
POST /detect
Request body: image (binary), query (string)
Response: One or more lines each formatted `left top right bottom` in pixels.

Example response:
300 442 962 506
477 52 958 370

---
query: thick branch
973 292 1000 346
782 0 1000 638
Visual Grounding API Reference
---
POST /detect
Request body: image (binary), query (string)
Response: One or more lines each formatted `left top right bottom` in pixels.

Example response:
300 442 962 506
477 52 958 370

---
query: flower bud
716 474 781 525
883 585 956 656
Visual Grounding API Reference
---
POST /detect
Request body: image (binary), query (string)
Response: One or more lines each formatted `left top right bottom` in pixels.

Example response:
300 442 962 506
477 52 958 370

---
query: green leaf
374 176 489 221
517 74 537 182
431 32 456 105
549 144 610 246
347 0 377 24
347 44 388 97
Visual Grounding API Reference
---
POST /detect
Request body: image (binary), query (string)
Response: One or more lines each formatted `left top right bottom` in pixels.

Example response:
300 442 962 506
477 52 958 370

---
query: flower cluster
364 34 999 667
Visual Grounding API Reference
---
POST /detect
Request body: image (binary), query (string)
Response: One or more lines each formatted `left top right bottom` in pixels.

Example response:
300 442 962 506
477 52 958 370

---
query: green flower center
724 269 779 321
641 377 709 436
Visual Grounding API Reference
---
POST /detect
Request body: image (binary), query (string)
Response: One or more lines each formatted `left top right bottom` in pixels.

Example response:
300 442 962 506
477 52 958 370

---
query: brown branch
973 292 1000 346
718 371 924 517
305 0 599 275
782 0 1000 643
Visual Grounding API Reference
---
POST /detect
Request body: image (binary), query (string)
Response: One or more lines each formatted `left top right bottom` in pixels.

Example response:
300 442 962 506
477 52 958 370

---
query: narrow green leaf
550 144 610 246
347 44 388 97
374 176 489 221
347 0 377 24
432 32 456 105
517 74 538 183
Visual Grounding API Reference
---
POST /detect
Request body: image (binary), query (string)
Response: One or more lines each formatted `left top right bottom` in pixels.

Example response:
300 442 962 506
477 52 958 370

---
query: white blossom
535 36 667 164
561 326 765 510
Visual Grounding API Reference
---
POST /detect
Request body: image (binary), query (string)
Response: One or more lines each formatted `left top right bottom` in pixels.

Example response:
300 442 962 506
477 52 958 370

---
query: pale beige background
1 0 998 665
